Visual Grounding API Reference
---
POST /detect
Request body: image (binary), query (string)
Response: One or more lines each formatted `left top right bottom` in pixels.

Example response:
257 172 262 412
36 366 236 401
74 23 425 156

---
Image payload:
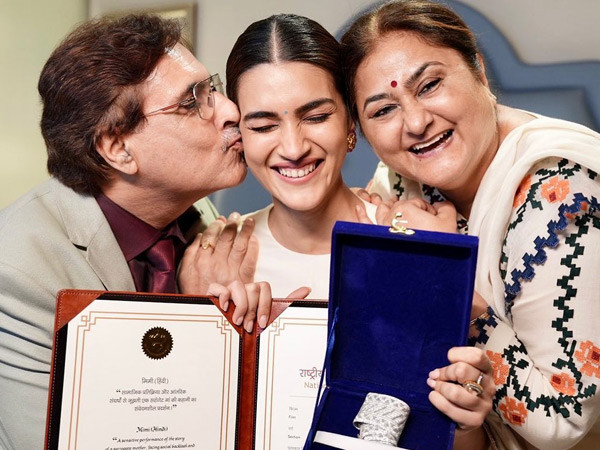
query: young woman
225 14 376 299
343 1 600 448
224 13 494 449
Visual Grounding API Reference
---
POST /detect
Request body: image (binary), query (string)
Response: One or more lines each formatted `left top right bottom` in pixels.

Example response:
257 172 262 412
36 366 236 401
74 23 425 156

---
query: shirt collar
96 194 194 261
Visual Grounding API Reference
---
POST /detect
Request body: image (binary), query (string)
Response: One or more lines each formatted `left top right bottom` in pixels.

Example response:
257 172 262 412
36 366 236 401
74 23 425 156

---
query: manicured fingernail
245 320 254 333
259 315 267 329
234 315 243 326
426 377 436 389
429 369 440 379
244 217 254 225
229 212 241 220
222 301 229 312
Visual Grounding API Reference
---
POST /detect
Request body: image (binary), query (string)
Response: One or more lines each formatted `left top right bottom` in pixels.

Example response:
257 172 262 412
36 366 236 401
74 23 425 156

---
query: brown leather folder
45 289 327 450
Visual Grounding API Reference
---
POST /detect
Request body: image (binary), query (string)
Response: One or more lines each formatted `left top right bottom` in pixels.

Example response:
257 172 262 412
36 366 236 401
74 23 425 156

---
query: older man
0 14 274 449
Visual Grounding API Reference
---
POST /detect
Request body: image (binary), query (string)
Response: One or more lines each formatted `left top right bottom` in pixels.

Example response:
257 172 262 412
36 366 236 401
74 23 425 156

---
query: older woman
342 1 600 449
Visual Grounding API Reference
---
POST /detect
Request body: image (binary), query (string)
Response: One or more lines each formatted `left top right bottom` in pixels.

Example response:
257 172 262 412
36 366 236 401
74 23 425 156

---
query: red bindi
391 80 398 88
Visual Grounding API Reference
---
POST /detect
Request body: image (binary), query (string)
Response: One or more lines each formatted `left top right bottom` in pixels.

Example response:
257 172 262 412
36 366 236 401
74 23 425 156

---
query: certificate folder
45 290 328 450
305 222 479 450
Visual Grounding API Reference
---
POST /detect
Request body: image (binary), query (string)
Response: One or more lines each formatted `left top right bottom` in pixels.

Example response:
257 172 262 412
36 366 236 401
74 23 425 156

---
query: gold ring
201 241 214 250
394 212 403 219
476 373 484 385
462 380 484 396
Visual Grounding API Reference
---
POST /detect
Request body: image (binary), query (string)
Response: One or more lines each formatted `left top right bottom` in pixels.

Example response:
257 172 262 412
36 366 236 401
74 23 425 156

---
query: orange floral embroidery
575 340 600 378
486 350 509 385
550 372 577 395
541 176 570 203
513 175 532 207
499 397 528 426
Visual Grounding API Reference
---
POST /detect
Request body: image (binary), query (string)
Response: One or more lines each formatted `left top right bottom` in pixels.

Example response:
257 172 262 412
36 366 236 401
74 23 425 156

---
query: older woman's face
236 62 351 212
354 32 497 196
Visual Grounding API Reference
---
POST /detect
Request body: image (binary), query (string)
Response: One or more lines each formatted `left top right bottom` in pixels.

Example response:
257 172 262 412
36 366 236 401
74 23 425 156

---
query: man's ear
96 134 138 175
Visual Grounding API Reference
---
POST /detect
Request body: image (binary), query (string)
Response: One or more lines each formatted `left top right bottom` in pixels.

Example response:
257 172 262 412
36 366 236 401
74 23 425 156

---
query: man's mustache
221 126 242 152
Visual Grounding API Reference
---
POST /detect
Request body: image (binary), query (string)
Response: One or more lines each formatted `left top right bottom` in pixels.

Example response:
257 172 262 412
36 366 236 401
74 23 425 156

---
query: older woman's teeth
410 129 453 154
278 162 316 178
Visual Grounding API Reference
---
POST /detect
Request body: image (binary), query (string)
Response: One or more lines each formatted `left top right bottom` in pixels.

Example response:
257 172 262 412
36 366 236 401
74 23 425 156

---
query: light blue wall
2 0 599 212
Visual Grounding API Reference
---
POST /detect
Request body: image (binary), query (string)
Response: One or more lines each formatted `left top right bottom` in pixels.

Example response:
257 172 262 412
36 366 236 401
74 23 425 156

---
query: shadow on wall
209 0 600 216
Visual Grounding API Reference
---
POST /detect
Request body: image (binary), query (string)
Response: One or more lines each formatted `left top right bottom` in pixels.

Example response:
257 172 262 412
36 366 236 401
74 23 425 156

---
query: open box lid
306 221 478 449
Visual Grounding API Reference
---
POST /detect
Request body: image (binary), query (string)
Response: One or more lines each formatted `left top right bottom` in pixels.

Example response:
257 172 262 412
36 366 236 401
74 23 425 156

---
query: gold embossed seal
141 327 173 360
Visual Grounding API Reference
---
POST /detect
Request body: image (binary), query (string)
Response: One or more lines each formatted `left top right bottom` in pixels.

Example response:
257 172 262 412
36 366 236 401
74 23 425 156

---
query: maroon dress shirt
96 194 200 293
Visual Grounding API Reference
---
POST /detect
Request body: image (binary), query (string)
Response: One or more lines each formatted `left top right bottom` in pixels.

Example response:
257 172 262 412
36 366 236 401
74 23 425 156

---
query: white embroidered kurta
370 116 600 449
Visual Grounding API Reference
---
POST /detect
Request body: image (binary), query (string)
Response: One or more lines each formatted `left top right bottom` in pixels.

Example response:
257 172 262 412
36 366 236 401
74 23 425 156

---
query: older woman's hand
179 212 259 294
375 198 458 233
427 346 495 450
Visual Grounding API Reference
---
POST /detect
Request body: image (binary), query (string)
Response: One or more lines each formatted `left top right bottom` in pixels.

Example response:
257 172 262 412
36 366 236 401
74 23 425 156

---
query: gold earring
347 130 357 152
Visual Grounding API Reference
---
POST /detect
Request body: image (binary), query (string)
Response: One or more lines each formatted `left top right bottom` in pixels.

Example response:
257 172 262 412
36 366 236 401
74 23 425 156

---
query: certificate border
47 294 237 450
47 292 328 450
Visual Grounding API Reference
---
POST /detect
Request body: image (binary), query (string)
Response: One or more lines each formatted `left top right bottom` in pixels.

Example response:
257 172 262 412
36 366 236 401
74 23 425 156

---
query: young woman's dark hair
226 13 344 105
341 0 482 121
39 14 184 195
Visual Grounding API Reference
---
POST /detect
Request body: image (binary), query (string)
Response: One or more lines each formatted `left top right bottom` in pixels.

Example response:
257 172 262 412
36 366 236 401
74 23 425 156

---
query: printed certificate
46 290 327 450
254 305 328 450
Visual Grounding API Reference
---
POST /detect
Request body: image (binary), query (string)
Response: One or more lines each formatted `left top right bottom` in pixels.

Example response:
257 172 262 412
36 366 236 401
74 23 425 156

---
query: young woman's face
236 62 351 212
354 31 498 197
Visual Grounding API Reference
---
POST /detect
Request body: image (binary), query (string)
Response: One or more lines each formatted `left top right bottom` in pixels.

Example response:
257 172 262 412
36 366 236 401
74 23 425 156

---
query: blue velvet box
304 221 479 450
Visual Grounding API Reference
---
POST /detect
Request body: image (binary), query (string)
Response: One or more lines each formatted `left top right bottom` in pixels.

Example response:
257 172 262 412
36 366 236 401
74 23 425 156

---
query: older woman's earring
347 130 357 152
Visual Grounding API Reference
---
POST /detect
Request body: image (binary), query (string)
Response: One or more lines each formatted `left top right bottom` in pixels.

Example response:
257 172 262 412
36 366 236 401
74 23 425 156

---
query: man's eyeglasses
145 73 224 120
